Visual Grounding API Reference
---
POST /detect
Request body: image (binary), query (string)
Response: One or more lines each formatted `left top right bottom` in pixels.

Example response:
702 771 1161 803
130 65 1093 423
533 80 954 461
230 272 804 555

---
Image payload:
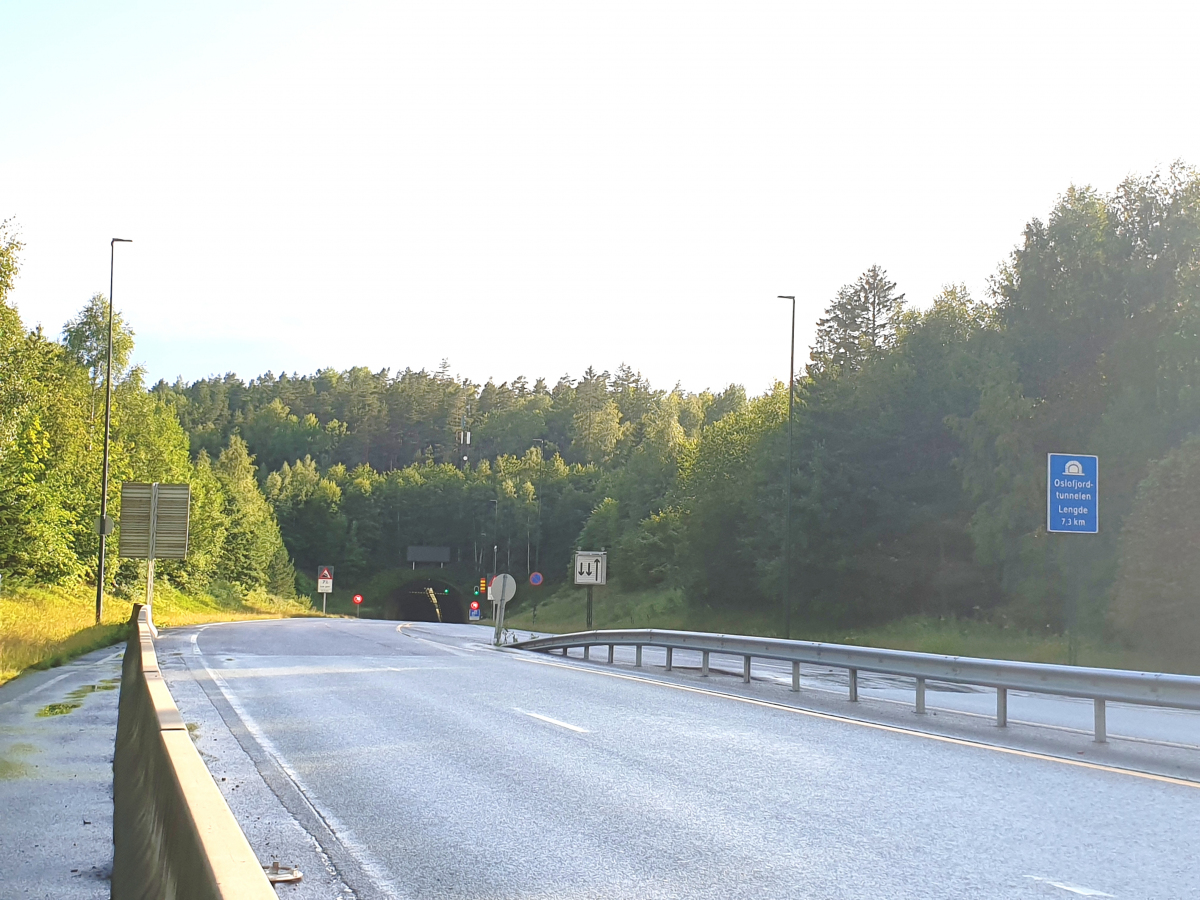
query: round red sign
352 594 363 604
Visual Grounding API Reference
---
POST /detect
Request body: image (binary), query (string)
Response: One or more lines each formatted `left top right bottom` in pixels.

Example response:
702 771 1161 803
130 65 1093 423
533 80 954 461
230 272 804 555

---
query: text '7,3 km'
1047 453 1098 534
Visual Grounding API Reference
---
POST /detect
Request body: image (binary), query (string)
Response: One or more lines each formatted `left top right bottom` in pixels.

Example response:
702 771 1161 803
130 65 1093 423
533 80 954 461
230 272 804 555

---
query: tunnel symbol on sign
1063 460 1084 475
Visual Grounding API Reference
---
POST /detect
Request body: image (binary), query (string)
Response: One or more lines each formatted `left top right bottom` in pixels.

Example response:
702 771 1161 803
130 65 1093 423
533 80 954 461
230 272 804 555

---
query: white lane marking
1026 875 1115 897
509 652 1200 790
395 624 477 656
513 707 589 733
409 636 474 657
549 647 1200 754
192 647 404 898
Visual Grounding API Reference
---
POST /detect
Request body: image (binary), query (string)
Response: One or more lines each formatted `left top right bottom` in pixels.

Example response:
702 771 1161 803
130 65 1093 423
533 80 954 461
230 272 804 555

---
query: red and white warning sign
317 565 334 594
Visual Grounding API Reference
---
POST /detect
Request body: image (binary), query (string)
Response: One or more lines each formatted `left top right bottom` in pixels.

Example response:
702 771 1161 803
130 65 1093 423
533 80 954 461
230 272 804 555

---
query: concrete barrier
112 605 275 900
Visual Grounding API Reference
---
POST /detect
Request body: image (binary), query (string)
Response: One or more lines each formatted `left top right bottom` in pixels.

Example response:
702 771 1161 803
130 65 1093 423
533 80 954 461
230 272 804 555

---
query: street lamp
96 238 132 624
778 295 796 639
489 498 499 579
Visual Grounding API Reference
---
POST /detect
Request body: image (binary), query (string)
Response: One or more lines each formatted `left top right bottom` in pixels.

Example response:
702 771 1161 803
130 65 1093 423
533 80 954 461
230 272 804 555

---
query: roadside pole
1046 454 1099 666
490 574 517 645
145 483 158 620
317 566 334 616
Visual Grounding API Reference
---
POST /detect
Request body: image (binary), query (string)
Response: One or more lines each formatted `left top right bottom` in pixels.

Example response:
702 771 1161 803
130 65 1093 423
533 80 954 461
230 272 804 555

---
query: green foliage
811 265 906 374
0 241 295 601
212 437 295 596
1110 437 1200 661
61 292 134 424
8 163 1200 654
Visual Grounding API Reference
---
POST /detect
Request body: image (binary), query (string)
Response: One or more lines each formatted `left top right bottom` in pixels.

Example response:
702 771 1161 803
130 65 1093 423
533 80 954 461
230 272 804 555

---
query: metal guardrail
112 605 276 900
512 628 1200 743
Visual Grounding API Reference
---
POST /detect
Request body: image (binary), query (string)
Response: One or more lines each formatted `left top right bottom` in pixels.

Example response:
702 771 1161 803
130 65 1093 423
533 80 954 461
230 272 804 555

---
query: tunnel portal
385 578 468 624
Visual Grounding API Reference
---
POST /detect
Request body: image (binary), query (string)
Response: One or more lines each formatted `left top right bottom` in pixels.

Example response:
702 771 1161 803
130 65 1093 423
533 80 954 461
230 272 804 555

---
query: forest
4 165 1200 659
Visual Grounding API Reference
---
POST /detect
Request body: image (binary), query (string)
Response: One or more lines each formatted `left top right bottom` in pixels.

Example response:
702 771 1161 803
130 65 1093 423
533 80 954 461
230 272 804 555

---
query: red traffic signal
352 594 363 605
469 600 480 611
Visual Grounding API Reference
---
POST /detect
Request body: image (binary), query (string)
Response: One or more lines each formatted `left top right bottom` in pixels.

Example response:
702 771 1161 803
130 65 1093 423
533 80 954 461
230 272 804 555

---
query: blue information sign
1047 453 1099 534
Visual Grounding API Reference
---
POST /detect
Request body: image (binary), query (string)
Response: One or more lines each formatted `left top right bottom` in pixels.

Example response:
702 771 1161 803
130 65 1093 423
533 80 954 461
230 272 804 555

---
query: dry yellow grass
0 582 315 685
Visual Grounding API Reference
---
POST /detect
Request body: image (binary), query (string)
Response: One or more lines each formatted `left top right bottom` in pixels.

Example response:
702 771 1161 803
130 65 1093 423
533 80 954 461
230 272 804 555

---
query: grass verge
501 584 1182 673
0 581 315 686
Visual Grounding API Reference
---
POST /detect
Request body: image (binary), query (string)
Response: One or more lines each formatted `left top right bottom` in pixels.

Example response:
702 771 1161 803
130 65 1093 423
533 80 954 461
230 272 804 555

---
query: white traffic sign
488 574 517 602
574 551 607 585
317 565 334 595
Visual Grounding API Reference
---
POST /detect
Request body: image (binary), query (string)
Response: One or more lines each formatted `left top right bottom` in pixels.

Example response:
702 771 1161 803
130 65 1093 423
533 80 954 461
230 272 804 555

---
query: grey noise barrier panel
512 628 1200 743
112 605 275 900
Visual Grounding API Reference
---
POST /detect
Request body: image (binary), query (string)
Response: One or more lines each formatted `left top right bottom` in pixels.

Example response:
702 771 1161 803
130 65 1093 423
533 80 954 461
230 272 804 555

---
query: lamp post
96 238 132 624
778 295 796 639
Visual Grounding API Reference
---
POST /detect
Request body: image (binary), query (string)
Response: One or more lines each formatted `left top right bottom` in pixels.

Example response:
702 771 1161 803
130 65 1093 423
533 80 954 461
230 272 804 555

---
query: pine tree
810 265 905 374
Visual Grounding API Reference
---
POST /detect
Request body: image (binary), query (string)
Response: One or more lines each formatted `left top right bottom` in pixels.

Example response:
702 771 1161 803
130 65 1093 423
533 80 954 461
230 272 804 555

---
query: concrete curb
111 604 275 900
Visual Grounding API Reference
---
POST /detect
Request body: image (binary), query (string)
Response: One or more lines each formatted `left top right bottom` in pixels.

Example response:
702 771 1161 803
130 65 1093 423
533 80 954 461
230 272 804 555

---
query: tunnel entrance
385 578 467 624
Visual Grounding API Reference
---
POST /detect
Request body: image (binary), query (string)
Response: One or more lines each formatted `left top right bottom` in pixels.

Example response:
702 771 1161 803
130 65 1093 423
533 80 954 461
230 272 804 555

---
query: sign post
353 594 363 617
317 566 334 615
119 482 191 625
489 574 517 645
1047 454 1099 664
574 551 607 629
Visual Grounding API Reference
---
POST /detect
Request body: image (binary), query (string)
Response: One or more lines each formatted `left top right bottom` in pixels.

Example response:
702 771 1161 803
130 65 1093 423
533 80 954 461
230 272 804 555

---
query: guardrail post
635 645 642 667
848 668 858 702
701 650 710 676
743 656 752 683
562 646 569 656
792 661 800 692
665 647 673 671
608 645 614 664
996 687 1008 727
1094 699 1107 743
583 645 590 661
915 677 926 714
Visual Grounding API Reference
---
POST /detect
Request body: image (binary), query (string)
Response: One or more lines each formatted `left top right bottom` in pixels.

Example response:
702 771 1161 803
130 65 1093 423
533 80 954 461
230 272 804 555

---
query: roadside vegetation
5 166 1200 675
0 581 313 685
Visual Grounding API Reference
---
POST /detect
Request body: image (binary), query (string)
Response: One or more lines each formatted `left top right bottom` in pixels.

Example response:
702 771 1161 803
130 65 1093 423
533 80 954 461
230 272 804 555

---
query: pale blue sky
3 1 1199 393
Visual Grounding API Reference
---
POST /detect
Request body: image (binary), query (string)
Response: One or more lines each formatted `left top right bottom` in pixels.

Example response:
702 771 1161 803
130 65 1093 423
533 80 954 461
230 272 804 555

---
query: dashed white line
1026 875 1115 897
513 708 589 733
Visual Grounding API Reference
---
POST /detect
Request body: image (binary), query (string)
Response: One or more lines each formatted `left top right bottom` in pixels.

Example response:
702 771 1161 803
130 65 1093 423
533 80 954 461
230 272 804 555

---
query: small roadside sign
529 571 543 586
353 594 363 605
489 574 517 645
574 551 606 585
1047 454 1099 534
317 566 334 593
488 574 517 602
469 600 481 621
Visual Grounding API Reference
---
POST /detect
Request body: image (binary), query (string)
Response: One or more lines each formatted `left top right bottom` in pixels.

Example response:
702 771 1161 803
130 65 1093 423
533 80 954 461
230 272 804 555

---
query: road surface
157 619 1200 899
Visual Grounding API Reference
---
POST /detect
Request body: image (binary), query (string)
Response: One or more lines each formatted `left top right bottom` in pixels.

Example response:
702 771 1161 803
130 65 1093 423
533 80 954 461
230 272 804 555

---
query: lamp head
111 238 132 245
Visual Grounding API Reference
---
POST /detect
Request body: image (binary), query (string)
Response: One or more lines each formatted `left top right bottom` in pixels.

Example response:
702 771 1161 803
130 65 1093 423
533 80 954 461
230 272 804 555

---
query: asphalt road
158 619 1200 900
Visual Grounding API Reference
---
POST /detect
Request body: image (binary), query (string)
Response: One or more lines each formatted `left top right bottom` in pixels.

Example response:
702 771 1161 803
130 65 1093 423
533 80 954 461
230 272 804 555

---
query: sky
3 1 1200 396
